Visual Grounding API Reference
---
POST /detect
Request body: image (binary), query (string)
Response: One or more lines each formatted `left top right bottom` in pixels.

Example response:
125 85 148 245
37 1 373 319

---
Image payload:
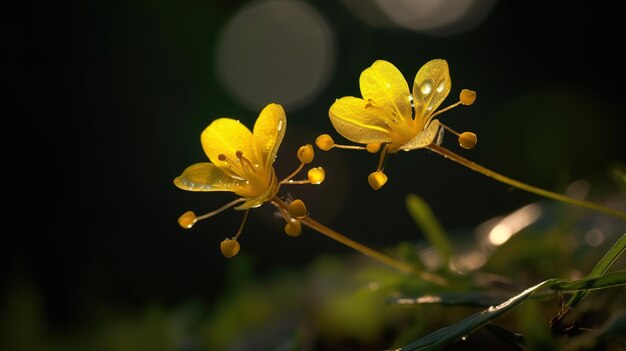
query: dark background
5 0 626 341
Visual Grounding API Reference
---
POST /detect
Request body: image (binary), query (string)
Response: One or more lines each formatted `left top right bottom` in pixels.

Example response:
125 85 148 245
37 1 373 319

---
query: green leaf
396 272 626 351
397 279 557 351
566 234 626 309
406 194 453 263
552 270 626 292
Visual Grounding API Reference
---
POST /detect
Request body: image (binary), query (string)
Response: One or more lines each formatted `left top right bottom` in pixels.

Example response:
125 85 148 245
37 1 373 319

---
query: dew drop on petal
421 83 432 94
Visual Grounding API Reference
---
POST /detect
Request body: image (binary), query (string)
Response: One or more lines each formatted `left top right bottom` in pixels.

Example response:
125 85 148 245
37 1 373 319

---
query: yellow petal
400 120 441 150
360 60 412 124
412 59 451 129
328 96 392 144
252 103 286 170
201 118 256 167
173 162 245 192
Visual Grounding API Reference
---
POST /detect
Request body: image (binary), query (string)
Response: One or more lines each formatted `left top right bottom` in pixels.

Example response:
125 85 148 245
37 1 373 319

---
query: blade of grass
566 233 626 310
406 194 453 264
396 272 626 351
397 279 556 351
553 270 626 292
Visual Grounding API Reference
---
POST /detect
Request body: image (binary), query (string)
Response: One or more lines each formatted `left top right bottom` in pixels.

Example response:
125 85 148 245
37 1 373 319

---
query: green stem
272 198 447 285
426 143 626 221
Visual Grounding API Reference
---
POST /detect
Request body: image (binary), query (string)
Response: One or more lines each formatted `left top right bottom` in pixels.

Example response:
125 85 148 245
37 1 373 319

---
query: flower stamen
195 198 246 221
235 150 258 174
423 89 476 127
232 209 249 240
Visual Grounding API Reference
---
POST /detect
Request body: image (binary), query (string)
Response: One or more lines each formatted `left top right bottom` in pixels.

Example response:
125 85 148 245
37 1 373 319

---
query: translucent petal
360 60 412 125
328 96 393 144
400 120 441 150
173 162 245 192
252 103 286 170
201 118 256 167
412 59 451 129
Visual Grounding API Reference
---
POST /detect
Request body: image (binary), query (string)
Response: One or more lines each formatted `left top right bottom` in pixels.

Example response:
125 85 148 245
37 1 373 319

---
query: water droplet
436 82 445 92
421 83 431 94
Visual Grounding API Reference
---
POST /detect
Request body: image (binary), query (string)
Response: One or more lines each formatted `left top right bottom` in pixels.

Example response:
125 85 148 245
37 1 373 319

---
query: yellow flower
174 103 285 210
318 59 477 189
174 103 326 258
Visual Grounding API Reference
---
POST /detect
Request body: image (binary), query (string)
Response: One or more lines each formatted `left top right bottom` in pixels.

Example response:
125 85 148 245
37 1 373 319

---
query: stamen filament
271 197 447 285
332 144 367 150
232 209 249 240
376 144 389 171
439 122 461 137
426 143 626 220
236 151 258 174
280 163 305 184
282 179 310 185
196 198 246 221
425 101 462 127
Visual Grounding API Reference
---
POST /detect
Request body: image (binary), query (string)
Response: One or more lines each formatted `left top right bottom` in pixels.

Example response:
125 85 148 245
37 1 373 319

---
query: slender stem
232 209 249 240
280 162 305 184
376 144 389 172
272 198 447 285
333 144 367 150
281 179 310 185
427 143 626 221
196 198 246 221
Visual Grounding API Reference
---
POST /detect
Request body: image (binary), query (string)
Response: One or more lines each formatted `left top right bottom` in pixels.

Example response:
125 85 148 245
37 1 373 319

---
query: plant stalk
426 143 626 221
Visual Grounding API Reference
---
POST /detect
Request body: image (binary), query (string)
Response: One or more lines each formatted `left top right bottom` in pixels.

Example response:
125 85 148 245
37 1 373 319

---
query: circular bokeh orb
216 0 335 111
342 0 497 36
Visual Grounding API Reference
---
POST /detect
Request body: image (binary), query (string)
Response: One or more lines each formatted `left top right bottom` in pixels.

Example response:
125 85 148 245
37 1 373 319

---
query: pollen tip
458 132 477 149
308 167 325 184
297 144 315 164
284 219 302 237
220 238 240 258
460 89 476 106
178 211 197 229
315 134 334 151
288 199 308 218
368 171 388 190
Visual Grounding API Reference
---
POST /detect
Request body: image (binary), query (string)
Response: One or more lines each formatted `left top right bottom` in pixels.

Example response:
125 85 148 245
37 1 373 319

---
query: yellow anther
284 219 302 237
458 132 477 149
288 199 308 218
307 167 325 184
366 143 381 153
218 154 227 161
297 144 315 164
315 134 334 151
220 238 240 258
460 89 476 106
235 150 244 159
178 211 197 229
368 171 388 190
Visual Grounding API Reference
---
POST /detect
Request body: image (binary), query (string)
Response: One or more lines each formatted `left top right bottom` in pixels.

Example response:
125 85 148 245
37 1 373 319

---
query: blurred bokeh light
216 0 335 111
341 0 497 35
